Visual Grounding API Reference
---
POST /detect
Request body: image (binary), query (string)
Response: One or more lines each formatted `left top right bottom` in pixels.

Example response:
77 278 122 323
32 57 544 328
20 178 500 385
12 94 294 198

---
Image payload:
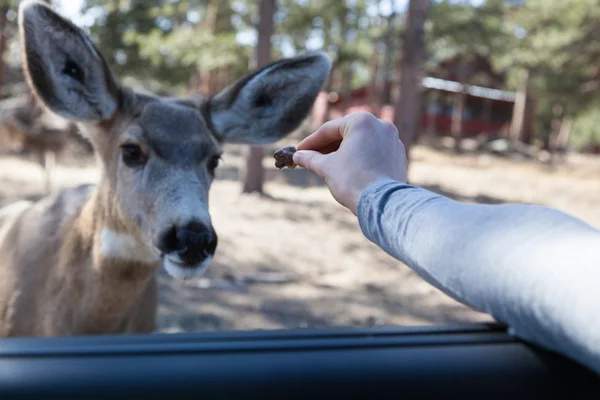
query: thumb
293 150 327 178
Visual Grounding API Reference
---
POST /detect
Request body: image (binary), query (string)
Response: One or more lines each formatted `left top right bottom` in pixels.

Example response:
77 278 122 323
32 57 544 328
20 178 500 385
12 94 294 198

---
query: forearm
358 178 600 373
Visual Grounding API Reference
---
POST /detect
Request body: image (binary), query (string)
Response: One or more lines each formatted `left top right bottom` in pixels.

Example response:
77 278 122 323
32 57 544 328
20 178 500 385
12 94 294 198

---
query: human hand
293 112 408 215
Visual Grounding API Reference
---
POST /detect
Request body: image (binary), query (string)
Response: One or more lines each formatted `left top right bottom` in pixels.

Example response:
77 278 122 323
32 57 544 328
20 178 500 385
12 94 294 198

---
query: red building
312 55 536 143
313 77 517 138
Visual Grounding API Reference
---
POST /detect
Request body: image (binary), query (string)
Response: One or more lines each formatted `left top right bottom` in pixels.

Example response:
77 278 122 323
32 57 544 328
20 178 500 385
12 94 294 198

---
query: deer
0 94 77 194
0 1 331 337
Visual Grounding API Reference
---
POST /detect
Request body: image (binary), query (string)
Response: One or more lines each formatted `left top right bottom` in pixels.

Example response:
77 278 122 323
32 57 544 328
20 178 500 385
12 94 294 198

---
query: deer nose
157 222 217 266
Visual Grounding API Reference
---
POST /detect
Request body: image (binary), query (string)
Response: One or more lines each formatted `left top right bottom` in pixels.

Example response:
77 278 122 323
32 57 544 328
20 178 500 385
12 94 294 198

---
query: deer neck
92 181 159 267
58 178 160 315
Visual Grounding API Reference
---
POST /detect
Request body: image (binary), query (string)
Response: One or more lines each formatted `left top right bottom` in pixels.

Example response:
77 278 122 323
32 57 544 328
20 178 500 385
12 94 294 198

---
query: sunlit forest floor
1 142 599 332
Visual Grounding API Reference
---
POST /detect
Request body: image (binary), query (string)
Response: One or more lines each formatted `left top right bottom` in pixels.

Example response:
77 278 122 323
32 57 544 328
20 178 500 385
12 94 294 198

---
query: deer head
19 1 331 279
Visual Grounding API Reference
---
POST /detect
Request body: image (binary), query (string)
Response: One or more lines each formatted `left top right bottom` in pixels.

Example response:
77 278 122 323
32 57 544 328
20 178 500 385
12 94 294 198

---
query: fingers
293 150 327 178
296 119 346 152
297 112 386 152
320 140 343 154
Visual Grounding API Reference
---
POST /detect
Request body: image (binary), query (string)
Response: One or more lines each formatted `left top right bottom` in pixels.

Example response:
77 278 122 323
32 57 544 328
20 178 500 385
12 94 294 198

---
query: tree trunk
198 71 211 95
0 7 9 95
341 63 353 115
241 0 276 194
322 66 342 123
339 6 352 116
547 103 563 162
368 0 382 116
556 117 573 151
188 70 201 95
550 116 572 164
393 0 429 161
198 0 234 96
522 96 536 145
375 12 396 117
425 91 437 136
451 58 469 153
317 24 333 126
320 71 334 125
367 51 379 115
509 69 529 142
218 65 232 91
451 90 466 152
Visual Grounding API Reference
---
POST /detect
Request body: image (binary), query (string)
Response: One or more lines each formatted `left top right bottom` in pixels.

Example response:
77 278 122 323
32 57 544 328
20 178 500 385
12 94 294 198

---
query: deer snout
157 222 218 267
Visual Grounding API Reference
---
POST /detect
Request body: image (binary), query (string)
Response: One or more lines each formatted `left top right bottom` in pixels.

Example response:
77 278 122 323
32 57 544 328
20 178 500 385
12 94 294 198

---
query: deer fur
0 1 330 337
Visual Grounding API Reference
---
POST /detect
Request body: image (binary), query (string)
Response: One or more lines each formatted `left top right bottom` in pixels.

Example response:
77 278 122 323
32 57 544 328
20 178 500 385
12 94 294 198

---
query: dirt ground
1 143 599 333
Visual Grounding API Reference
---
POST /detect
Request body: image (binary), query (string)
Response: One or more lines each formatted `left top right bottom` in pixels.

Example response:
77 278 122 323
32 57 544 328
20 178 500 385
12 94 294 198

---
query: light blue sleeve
357 177 600 374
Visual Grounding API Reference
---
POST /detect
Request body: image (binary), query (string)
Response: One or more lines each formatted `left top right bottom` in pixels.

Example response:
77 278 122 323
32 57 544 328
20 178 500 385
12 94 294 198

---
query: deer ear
208 52 332 144
19 1 120 122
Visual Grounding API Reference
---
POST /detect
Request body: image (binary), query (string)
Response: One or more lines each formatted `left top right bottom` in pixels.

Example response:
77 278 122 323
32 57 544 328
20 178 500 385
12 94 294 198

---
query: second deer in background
0 94 78 194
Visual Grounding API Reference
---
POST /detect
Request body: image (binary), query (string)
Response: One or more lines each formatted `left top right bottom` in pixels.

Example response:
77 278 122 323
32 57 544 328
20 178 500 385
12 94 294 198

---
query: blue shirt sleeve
357 177 600 374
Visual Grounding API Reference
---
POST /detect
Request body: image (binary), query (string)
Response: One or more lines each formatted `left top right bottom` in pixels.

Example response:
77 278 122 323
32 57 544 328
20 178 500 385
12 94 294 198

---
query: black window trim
0 323 597 399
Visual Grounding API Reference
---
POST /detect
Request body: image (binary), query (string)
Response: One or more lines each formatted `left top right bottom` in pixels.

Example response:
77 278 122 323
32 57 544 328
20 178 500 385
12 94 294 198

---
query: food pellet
273 146 297 169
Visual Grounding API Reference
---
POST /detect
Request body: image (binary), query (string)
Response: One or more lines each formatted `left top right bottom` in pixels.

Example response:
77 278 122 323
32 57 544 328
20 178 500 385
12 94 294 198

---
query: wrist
346 175 393 215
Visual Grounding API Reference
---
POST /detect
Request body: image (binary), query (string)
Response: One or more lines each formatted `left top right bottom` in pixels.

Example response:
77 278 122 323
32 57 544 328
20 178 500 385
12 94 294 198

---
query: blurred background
0 0 598 333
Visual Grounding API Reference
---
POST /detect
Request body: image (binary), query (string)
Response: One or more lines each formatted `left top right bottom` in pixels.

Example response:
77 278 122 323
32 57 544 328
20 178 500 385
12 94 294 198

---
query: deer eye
120 144 147 168
208 155 221 172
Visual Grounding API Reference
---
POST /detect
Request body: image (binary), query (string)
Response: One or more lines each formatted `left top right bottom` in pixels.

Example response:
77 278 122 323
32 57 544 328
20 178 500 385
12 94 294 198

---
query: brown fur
0 183 158 336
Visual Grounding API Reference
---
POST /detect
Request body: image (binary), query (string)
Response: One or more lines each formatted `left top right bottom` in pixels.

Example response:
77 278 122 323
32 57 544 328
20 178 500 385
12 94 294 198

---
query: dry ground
1 143 599 333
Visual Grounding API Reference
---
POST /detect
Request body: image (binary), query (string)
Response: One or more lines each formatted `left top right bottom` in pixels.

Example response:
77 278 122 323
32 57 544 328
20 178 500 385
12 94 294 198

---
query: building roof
329 76 517 105
422 77 516 102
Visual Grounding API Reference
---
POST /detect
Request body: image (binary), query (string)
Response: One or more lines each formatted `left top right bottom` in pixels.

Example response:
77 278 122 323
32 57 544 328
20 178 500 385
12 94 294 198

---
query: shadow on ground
0 152 496 334
156 261 487 333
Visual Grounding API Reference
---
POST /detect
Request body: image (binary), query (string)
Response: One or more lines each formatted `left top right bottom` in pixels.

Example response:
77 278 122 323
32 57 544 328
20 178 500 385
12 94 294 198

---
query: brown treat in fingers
273 146 297 169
